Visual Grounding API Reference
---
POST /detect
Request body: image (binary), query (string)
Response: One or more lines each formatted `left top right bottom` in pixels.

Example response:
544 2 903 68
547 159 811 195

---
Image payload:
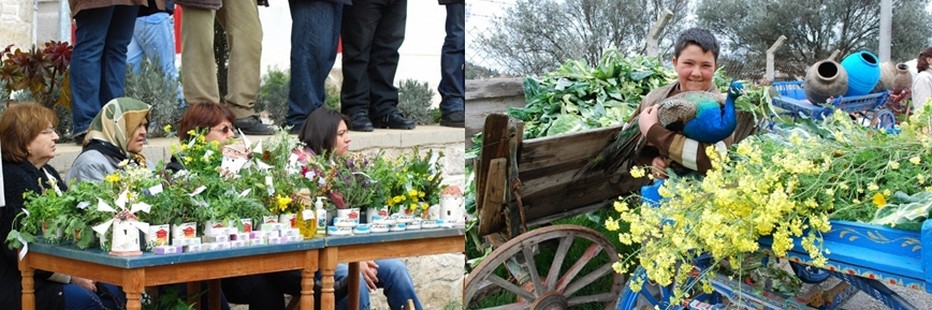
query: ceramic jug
804 59 848 104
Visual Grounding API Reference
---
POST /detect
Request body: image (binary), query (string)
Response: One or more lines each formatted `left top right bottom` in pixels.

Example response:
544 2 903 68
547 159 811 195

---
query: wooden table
318 228 466 310
20 239 324 310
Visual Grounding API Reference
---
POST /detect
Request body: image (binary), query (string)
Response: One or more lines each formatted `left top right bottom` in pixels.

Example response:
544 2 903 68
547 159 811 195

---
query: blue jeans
63 282 125 310
70 5 138 135
438 3 465 114
286 0 343 127
350 259 422 310
322 260 421 310
127 12 182 101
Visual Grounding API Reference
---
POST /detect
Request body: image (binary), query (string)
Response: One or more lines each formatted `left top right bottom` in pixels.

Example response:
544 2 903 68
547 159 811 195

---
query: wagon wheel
465 225 623 309
871 108 897 130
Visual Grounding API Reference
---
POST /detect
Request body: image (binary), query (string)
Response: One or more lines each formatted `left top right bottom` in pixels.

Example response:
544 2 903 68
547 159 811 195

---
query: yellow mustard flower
163 124 172 133
910 156 922 165
629 166 646 178
872 193 886 208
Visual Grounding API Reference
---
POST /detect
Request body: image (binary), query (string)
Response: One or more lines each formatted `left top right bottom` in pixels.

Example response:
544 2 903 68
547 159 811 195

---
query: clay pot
840 51 881 96
804 59 848 104
874 62 912 94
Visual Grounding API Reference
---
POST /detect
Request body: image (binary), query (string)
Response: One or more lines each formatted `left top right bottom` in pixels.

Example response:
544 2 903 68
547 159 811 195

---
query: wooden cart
466 111 760 309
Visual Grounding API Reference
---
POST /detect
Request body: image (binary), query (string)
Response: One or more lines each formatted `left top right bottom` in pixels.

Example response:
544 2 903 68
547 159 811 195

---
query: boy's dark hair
674 27 720 61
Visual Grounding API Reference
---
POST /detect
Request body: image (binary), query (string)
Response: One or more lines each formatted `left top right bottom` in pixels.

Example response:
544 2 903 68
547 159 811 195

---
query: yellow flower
613 200 628 213
163 124 172 133
276 194 293 212
825 188 834 196
418 191 425 198
604 217 620 231
867 182 879 191
629 166 646 178
104 174 121 183
910 156 922 165
872 193 886 208
409 203 417 211
408 189 418 198
889 161 900 170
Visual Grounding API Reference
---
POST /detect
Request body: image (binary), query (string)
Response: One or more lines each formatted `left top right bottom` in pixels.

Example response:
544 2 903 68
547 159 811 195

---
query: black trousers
340 0 408 119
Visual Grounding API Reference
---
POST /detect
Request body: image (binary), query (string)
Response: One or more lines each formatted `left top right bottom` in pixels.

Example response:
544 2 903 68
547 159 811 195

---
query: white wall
259 2 447 106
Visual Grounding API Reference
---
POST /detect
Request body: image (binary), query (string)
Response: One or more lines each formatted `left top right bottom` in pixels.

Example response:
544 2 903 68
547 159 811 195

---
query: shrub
124 58 181 138
256 66 289 126
397 79 436 125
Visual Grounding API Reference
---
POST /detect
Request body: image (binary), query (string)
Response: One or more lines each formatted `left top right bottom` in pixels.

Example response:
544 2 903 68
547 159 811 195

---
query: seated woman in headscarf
1 103 125 309
67 98 151 183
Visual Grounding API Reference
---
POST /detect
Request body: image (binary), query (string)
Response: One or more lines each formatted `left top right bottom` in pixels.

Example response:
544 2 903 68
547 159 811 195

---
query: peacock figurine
585 80 745 174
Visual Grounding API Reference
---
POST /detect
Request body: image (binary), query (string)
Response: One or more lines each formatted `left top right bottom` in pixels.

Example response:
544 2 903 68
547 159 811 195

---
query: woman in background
912 47 932 113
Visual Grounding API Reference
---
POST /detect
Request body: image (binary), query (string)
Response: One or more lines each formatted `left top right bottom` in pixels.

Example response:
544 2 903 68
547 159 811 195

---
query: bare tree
696 0 932 80
476 0 690 76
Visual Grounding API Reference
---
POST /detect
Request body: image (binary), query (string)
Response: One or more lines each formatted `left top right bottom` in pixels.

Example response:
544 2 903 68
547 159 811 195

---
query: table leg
320 247 337 310
302 250 317 310
18 253 35 310
209 280 221 310
123 269 145 310
348 262 360 310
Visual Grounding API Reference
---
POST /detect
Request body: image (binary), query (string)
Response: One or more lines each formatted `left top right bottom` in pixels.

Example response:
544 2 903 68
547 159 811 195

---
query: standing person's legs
141 13 180 89
216 0 262 120
71 6 116 137
180 7 220 105
438 3 465 127
373 259 421 310
286 0 343 129
340 0 382 131
99 5 139 106
366 0 407 121
126 18 146 73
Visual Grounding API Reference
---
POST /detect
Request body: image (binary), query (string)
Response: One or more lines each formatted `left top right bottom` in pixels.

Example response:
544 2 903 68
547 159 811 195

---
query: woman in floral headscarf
67 97 151 183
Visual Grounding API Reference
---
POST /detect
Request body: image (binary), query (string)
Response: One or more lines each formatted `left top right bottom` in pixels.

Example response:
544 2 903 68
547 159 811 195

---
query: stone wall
0 0 33 48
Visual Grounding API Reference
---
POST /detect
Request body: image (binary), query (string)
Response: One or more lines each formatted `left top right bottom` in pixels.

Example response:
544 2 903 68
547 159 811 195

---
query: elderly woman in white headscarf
67 97 151 183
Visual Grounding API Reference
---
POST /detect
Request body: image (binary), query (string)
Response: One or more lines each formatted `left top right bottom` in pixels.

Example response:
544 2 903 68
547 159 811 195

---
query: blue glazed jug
840 51 880 96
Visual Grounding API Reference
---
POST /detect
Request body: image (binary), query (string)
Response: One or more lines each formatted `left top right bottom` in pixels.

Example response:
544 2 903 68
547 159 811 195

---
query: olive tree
475 0 690 76
696 0 932 80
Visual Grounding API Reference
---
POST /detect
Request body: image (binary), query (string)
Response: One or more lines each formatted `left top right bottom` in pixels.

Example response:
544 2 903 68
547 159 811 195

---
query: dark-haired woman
913 47 932 113
296 108 423 310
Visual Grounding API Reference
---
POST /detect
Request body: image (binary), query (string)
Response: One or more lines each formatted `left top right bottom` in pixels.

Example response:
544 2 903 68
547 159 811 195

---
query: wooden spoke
466 225 623 310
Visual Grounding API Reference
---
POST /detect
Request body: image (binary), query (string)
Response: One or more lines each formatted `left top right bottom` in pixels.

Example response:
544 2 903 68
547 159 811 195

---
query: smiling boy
634 27 729 178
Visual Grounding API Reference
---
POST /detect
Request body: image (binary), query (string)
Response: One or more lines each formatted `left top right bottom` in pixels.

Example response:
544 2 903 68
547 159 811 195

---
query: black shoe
440 111 465 128
233 115 275 135
72 131 87 146
373 111 416 130
349 112 374 132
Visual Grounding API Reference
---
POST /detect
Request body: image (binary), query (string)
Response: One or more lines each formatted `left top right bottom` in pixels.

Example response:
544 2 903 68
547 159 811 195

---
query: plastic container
840 51 881 96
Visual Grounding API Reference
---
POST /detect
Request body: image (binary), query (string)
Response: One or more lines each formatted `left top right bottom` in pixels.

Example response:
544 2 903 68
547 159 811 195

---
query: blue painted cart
771 81 895 130
617 220 932 309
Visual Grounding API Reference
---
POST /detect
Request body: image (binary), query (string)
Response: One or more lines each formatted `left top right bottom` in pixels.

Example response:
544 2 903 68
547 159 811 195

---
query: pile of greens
509 49 674 139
